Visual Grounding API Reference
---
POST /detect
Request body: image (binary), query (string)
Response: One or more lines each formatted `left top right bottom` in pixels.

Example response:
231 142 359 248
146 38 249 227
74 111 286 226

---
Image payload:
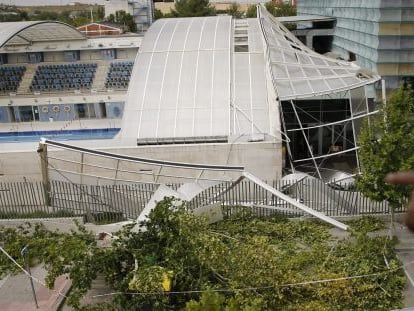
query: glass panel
303 67 320 77
276 80 294 98
269 49 283 63
272 64 288 78
318 68 334 76
310 56 326 66
283 51 298 63
310 79 331 93
292 80 312 95
286 65 304 78
297 53 312 65
326 78 345 89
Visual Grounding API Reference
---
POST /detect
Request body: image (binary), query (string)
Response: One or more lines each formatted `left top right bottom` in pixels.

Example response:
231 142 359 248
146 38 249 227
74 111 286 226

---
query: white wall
0 141 282 183
43 52 64 62
7 53 26 64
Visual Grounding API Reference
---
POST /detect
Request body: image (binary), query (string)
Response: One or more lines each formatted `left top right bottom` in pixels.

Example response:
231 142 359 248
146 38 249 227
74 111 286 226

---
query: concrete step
91 61 110 91
17 64 38 94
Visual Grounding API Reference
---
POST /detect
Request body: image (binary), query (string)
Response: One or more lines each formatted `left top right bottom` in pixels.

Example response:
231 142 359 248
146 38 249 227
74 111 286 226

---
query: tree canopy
107 10 137 32
357 85 414 209
171 0 216 17
0 199 406 310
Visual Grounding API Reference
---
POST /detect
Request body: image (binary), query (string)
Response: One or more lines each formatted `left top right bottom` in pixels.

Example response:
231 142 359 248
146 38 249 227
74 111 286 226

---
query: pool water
0 128 121 143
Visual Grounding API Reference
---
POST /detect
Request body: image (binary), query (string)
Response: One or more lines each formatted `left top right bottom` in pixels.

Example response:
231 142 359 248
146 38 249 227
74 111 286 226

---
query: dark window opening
18 106 34 122
312 36 333 54
99 102 107 118
348 51 356 62
235 45 249 52
27 52 43 64
8 107 15 122
101 49 117 60
63 50 80 62
0 54 8 65
76 103 87 119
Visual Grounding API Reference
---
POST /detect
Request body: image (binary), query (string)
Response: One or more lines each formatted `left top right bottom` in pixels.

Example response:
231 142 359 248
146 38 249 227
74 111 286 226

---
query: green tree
153 8 164 20
357 86 414 214
246 4 257 18
109 10 137 32
96 7 105 21
265 1 296 17
227 3 242 18
0 201 406 310
171 0 216 17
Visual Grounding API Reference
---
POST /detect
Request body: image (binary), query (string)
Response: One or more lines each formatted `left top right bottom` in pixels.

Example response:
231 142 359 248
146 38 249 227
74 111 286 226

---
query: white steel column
348 92 361 173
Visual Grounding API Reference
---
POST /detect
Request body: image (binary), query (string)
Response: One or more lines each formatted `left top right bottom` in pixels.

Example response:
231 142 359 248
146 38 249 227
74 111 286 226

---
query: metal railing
0 178 405 224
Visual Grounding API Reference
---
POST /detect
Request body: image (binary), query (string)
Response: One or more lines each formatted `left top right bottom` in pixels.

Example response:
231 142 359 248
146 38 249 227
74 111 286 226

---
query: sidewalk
0 265 71 311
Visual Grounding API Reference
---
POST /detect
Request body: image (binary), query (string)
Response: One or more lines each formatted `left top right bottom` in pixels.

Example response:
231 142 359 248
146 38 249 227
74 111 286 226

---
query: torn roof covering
258 5 380 101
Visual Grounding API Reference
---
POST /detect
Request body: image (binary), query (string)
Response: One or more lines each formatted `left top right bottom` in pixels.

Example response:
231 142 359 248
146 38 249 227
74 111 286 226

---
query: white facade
104 0 133 17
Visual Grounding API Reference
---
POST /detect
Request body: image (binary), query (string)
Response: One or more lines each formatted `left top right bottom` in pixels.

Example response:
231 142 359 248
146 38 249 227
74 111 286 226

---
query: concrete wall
38 104 76 122
43 52 64 63
0 102 125 123
0 141 282 183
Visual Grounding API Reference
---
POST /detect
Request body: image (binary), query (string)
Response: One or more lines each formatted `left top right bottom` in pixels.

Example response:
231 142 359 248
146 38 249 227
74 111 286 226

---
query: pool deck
0 119 121 134
0 119 123 152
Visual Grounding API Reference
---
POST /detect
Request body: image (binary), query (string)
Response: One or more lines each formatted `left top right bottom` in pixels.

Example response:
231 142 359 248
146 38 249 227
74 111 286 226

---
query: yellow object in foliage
162 271 173 292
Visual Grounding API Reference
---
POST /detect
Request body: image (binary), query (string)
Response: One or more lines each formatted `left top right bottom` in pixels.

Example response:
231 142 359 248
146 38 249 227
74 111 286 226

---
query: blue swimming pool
0 128 121 143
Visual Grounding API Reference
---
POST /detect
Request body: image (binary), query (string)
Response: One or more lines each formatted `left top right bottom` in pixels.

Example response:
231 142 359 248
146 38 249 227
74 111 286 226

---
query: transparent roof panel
258 6 380 100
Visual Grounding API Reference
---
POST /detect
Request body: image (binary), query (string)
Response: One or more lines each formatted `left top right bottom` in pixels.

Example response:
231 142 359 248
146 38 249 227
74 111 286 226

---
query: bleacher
105 61 134 89
0 66 26 93
30 63 97 93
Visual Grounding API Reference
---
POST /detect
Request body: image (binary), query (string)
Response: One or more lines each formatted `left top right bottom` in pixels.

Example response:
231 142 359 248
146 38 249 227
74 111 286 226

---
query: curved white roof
121 16 271 143
0 21 85 48
120 7 379 145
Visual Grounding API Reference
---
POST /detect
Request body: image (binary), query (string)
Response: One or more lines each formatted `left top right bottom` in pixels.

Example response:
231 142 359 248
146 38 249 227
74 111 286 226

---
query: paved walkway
394 222 414 307
0 266 70 311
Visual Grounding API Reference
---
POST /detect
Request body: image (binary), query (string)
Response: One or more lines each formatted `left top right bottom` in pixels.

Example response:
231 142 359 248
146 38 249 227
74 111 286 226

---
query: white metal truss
39 138 349 230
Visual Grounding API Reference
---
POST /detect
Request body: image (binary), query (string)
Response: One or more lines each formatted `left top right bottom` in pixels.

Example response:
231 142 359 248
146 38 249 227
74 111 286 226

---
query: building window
235 45 249 52
101 49 116 60
27 52 43 64
63 51 80 62
0 54 8 65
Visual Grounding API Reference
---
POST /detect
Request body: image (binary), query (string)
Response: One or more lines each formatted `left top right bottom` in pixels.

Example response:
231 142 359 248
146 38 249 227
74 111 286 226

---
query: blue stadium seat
0 65 26 93
105 61 134 89
30 62 97 93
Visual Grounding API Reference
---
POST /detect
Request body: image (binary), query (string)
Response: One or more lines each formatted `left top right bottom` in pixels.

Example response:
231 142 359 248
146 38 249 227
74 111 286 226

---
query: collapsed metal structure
38 139 348 230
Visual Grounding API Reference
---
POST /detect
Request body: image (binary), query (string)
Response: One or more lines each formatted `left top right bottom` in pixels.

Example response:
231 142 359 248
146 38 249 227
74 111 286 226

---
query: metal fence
0 179 406 223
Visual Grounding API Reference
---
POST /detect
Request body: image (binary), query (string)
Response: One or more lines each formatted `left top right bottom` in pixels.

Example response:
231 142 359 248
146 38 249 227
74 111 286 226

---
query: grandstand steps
92 61 110 91
17 63 37 95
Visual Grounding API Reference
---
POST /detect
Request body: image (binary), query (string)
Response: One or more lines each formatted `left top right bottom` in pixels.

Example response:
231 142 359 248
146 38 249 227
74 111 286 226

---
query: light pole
21 245 38 309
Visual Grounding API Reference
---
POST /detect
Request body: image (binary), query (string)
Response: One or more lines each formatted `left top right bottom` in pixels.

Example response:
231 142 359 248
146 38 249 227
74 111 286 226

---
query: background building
77 21 124 36
104 0 154 32
297 0 414 90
